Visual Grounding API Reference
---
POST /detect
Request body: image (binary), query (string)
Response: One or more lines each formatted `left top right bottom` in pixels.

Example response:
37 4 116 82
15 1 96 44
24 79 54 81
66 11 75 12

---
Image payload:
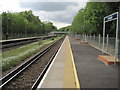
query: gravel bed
2 37 64 90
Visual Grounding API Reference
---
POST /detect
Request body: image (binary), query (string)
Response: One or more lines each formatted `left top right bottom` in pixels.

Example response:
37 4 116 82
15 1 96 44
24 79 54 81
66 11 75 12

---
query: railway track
0 36 65 89
1 35 56 51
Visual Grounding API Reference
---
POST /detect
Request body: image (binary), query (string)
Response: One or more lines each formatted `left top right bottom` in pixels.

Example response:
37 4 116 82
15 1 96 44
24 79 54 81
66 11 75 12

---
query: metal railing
75 34 116 56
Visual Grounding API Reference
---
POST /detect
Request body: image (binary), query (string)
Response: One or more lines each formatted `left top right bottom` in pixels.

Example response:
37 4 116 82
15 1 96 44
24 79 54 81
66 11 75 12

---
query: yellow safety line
68 36 80 89
64 36 80 89
64 37 76 88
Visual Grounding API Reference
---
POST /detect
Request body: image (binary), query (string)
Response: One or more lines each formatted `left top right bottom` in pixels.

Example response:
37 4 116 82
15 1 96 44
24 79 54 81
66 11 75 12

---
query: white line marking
89 44 111 56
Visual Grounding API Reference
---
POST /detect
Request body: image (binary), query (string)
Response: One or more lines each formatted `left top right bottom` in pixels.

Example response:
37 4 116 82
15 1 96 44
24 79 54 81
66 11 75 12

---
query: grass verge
1 36 62 71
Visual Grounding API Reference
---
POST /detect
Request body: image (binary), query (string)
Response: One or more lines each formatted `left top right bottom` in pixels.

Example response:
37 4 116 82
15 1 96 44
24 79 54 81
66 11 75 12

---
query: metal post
75 34 77 39
85 33 86 42
86 34 88 42
84 33 85 42
87 34 88 42
98 34 101 48
93 35 94 45
83 34 84 41
80 34 81 40
115 12 119 63
106 34 109 52
102 18 105 55
78 34 80 40
93 34 95 45
90 34 91 44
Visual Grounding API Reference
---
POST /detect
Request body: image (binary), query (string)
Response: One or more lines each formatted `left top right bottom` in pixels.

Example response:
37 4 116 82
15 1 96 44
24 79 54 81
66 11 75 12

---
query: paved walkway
37 36 80 88
69 36 118 89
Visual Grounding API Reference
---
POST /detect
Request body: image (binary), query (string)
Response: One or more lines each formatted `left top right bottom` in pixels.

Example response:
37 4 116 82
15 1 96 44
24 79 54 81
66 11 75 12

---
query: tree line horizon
60 2 119 37
1 2 119 40
2 10 57 40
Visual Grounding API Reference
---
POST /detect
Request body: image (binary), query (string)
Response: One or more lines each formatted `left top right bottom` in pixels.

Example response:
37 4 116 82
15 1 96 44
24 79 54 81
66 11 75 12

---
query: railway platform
37 36 80 88
37 35 119 89
69 36 118 89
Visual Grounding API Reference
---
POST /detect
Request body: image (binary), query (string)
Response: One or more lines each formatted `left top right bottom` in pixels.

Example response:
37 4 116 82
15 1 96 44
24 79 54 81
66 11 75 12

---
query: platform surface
69 36 119 88
37 36 79 88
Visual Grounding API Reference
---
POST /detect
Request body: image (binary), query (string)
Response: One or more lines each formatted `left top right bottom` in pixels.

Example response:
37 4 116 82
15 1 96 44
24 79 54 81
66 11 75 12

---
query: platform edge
68 36 80 89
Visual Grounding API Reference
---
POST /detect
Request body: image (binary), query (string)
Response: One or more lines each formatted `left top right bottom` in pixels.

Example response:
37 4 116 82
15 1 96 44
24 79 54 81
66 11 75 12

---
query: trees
71 2 119 36
2 10 57 39
59 25 71 32
44 21 57 34
71 9 85 34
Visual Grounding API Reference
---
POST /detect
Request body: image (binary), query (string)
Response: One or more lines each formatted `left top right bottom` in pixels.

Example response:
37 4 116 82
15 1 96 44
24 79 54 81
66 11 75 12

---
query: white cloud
20 0 119 2
50 20 71 29
0 0 87 28
33 2 86 26
33 11 71 28
0 0 30 13
20 0 89 2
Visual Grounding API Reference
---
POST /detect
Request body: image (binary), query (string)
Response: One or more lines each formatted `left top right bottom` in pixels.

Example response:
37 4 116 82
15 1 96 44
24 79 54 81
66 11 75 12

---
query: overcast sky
0 0 88 28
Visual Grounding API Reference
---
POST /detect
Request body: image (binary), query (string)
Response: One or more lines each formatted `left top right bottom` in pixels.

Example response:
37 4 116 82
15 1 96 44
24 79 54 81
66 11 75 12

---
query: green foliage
44 21 57 34
2 10 57 39
59 25 71 31
71 9 85 34
71 2 119 36
1 36 62 71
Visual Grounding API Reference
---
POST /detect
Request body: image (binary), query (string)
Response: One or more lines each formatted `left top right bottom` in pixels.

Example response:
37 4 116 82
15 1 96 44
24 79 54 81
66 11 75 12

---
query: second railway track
1 35 56 51
0 36 65 90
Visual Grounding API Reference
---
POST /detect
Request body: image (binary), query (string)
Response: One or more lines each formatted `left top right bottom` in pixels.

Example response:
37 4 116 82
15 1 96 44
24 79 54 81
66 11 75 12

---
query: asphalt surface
69 36 119 89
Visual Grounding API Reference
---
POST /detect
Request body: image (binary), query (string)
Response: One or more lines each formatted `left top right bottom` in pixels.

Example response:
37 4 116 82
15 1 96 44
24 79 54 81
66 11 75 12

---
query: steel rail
31 43 60 90
1 35 56 50
0 37 63 89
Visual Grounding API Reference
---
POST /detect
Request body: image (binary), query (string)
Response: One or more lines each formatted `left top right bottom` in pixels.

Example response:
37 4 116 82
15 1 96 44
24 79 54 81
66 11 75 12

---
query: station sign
104 12 118 22
103 12 119 62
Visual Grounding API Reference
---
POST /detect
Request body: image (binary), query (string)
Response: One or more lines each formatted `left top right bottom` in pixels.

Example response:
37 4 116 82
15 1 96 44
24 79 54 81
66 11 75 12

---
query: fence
75 34 116 56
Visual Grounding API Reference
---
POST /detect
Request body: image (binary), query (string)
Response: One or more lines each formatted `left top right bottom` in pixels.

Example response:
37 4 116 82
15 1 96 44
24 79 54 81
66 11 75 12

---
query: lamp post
6 18 10 40
84 11 87 42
